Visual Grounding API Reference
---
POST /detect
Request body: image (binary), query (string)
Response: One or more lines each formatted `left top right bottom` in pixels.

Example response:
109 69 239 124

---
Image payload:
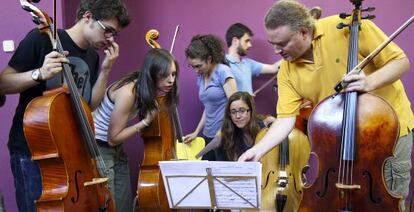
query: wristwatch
31 68 43 82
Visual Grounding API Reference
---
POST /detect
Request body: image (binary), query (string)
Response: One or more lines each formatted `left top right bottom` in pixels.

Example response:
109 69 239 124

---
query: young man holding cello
0 0 129 211
239 0 413 211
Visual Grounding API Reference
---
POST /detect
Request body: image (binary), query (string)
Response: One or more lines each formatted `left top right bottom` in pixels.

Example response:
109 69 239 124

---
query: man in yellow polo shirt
239 0 414 210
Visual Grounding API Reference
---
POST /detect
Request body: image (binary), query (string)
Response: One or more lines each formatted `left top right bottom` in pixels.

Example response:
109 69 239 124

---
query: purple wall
1 0 413 210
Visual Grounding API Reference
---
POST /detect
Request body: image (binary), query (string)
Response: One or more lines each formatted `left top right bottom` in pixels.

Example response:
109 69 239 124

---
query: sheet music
215 177 258 208
159 161 261 209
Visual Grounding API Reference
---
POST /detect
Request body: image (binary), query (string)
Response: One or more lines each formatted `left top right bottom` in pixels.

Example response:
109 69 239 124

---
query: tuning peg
337 23 349 29
362 7 375 12
339 13 351 19
362 15 376 20
32 16 42 25
22 5 34 12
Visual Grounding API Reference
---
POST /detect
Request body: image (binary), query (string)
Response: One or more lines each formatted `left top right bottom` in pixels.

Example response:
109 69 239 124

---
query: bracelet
141 119 149 127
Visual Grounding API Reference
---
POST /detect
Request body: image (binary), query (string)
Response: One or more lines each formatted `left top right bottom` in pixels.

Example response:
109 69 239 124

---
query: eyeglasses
188 63 204 69
96 20 118 38
230 108 250 116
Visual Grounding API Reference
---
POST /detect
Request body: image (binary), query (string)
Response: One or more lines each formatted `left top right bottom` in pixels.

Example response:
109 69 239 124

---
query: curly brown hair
185 34 228 65
264 0 314 32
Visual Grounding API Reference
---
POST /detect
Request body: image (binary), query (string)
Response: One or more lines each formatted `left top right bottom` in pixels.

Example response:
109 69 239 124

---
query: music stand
159 161 261 210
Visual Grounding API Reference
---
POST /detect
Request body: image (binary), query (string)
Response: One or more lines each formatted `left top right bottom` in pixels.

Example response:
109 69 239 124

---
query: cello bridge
84 177 109 187
335 183 361 190
277 171 288 189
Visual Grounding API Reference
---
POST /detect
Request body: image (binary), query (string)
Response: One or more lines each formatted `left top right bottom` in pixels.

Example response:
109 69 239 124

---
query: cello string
350 23 360 186
344 93 351 210
348 15 361 187
281 141 284 170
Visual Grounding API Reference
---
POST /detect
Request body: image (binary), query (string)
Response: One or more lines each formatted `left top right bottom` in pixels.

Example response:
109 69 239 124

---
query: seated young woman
196 91 274 161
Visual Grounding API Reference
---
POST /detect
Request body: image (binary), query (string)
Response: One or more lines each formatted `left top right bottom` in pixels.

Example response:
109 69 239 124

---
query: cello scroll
145 29 161 49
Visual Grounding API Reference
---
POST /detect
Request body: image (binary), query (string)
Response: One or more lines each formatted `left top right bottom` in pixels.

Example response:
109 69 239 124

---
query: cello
299 1 413 211
258 106 311 212
136 28 182 211
22 0 114 210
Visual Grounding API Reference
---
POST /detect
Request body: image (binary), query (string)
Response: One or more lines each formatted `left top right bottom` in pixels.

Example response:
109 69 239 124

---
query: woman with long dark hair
92 48 179 211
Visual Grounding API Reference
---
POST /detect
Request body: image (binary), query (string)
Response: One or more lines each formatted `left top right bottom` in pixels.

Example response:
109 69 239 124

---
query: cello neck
346 1 362 72
145 28 184 144
173 107 184 143
278 139 289 170
339 0 364 162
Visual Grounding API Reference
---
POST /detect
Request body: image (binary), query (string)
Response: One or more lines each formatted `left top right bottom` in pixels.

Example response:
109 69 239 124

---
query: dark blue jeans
10 154 41 212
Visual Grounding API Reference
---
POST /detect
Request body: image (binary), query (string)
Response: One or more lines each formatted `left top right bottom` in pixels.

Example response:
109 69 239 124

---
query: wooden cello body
259 128 310 212
299 93 400 211
299 1 400 211
137 96 174 211
253 107 311 212
24 87 115 211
